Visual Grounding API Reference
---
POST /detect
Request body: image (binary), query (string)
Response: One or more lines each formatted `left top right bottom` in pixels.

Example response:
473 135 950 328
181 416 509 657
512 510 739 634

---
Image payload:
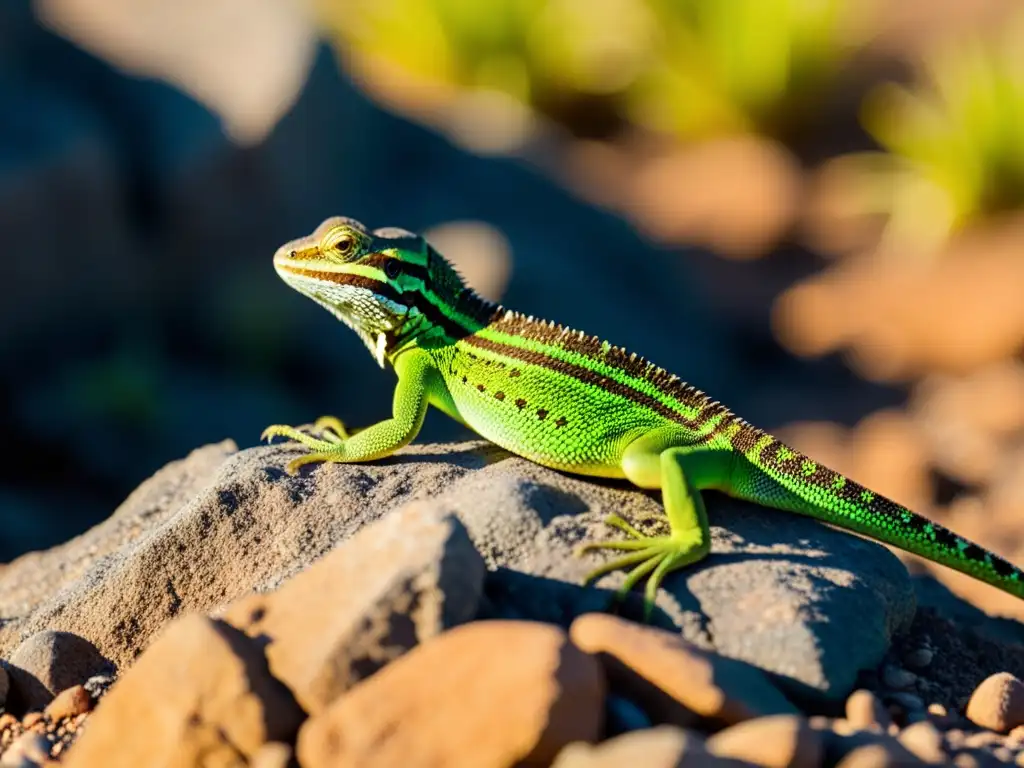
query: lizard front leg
580 428 732 615
261 350 436 474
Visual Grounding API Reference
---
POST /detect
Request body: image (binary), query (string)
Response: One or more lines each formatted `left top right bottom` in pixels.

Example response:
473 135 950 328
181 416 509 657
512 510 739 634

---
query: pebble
834 740 926 767
18 716 40 731
44 686 92 721
568 613 796 727
889 692 926 713
904 648 934 669
249 742 294 768
704 715 822 768
846 689 891 731
897 720 946 763
883 666 918 690
1 732 51 766
966 673 1024 732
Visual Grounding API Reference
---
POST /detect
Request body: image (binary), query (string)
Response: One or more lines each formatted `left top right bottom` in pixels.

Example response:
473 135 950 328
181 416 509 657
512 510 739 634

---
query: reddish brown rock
62 614 303 768
966 672 1024 732
706 715 821 768
551 726 753 767
569 613 795 727
44 685 92 721
298 620 605 768
225 501 484 714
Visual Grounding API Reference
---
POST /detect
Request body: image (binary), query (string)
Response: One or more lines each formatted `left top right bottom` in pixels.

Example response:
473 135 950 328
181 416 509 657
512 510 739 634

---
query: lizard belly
444 369 664 479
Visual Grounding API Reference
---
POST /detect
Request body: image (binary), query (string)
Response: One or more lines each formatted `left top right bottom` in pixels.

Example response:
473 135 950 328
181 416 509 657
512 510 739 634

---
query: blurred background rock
2 0 1024 619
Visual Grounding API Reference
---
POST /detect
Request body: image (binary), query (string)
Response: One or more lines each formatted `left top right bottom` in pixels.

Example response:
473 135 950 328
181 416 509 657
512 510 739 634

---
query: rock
1 732 51 766
43 686 92 721
0 438 915 704
0 442 236 668
845 689 890 731
5 632 111 713
225 500 484 713
705 715 822 768
883 666 918 690
904 648 934 669
62 614 304 768
297 620 604 768
550 726 747 767
433 447 916 702
835 741 925 767
249 742 294 768
569 613 796 727
967 673 1024 732
897 721 946 763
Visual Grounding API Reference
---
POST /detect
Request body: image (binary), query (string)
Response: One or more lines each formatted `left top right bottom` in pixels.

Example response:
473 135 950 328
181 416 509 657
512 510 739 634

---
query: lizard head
273 216 469 366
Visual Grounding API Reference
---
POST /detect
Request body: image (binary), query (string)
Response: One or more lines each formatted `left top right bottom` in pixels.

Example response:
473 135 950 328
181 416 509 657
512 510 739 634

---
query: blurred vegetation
853 17 1024 252
319 0 871 142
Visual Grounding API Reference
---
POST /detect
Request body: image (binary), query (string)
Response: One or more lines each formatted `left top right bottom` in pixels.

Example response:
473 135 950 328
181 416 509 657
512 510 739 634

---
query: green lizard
262 216 1024 608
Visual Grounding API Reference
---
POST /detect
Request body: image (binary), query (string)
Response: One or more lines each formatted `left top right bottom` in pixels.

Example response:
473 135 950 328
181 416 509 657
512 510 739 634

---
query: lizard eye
335 234 356 256
385 259 402 279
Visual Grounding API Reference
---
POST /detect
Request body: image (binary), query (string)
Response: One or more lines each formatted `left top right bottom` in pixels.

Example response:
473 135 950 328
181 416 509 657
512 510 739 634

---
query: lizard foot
261 414 349 448
579 515 707 619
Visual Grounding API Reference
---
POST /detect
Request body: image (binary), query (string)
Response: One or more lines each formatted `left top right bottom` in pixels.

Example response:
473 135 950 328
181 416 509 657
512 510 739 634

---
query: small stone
962 731 1003 749
250 742 294 768
297 620 605 768
705 715 822 768
19 715 40 730
5 632 111 713
966 673 1024 732
846 690 891 731
1008 724 1024 743
889 692 925 713
883 666 918 690
44 686 91 721
836 740 926 767
0 713 16 731
568 613 796 727
994 747 1014 763
2 732 51 765
928 704 948 717
898 720 946 763
62 615 304 768
550 726 712 768
904 649 934 669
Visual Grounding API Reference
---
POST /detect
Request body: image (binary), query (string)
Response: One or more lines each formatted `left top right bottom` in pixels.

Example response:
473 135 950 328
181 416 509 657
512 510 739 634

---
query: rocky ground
0 439 1023 767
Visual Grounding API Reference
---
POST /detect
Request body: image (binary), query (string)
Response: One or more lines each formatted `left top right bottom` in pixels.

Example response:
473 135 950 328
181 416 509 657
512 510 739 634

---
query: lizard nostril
289 250 297 259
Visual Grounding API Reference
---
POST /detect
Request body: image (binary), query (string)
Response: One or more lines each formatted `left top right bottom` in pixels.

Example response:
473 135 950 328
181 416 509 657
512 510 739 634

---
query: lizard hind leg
579 432 728 616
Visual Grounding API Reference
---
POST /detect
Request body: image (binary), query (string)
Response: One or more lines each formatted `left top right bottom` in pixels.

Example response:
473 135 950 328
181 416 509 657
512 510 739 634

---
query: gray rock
0 439 914 705
393 443 917 703
4 631 112 713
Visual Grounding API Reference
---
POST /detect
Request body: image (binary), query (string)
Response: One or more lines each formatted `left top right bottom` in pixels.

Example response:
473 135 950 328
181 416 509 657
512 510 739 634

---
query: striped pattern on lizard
262 217 1024 611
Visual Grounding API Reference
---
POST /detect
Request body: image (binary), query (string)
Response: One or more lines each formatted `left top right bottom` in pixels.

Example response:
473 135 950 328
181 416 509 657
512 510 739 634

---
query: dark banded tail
730 428 1024 599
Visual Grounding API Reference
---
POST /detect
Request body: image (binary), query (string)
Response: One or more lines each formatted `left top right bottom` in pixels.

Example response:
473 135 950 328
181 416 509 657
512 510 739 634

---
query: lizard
261 216 1024 610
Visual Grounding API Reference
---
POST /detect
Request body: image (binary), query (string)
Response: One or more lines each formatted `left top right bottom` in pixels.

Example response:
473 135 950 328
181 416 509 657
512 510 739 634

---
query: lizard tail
727 427 1024 600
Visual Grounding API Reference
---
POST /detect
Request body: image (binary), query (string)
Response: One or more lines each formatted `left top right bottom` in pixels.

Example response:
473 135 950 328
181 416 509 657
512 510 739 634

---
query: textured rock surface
62 614 304 768
569 613 797 726
297 620 605 768
224 501 485 713
0 440 915 702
